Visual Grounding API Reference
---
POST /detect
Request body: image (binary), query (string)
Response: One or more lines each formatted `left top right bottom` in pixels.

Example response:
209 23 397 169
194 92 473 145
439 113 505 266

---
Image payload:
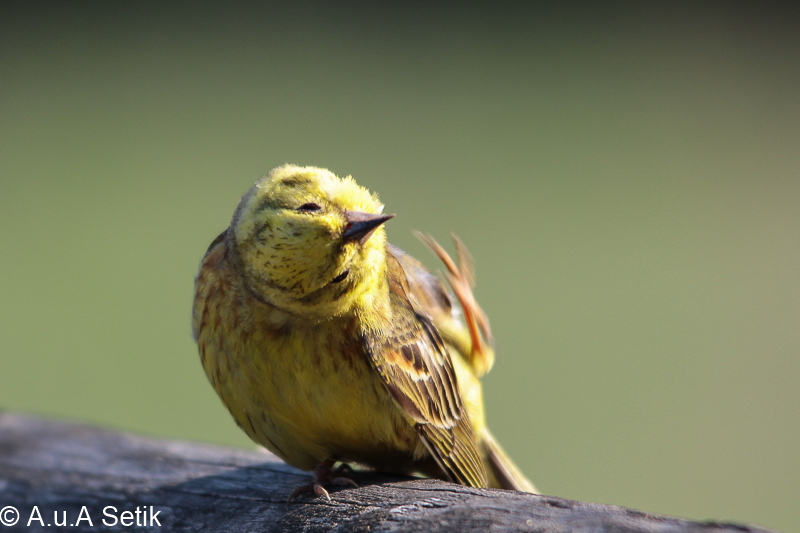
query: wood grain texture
0 413 774 533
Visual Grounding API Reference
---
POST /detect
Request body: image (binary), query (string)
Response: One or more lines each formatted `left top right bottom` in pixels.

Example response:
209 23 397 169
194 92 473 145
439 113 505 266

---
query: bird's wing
388 239 495 377
361 248 488 488
386 243 454 322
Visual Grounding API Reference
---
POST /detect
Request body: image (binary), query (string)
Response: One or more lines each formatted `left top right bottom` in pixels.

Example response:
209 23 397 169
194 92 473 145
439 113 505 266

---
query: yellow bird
192 164 535 498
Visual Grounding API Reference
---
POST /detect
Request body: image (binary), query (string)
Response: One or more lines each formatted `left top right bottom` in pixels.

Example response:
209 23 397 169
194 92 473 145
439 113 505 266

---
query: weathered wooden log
0 413 772 532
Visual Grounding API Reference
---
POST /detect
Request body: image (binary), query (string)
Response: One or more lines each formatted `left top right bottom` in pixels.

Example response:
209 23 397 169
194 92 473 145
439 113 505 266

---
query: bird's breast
194 256 420 470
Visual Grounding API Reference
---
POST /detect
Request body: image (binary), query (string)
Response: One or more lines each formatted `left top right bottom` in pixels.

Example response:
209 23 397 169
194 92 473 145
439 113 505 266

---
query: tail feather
480 428 537 493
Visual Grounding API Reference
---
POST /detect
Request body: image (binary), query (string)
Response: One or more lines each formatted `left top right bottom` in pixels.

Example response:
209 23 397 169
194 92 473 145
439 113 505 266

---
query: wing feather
361 248 488 488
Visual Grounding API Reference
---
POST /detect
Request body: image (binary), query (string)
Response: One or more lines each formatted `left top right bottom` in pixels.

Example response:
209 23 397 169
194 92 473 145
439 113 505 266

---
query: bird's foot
287 458 358 503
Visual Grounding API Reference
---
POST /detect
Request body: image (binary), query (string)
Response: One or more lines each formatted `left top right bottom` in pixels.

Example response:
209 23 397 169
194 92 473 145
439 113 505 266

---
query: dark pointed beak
342 211 395 245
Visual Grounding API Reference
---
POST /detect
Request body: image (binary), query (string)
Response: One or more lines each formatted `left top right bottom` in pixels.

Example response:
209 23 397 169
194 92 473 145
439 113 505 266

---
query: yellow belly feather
194 246 428 471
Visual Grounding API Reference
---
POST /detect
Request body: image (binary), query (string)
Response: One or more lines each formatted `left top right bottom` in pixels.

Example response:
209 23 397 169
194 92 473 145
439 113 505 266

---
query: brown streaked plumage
192 164 535 498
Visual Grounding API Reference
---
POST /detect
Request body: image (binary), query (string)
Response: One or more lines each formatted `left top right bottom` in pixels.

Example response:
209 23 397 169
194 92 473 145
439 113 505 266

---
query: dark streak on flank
260 428 289 460
245 411 256 433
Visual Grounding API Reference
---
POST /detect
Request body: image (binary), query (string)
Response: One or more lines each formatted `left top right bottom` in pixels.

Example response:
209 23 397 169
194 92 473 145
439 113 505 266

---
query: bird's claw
287 459 357 503
314 483 331 500
332 476 358 488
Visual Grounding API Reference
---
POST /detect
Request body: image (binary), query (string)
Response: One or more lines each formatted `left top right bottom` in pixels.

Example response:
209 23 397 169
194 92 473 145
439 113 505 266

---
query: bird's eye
297 203 322 213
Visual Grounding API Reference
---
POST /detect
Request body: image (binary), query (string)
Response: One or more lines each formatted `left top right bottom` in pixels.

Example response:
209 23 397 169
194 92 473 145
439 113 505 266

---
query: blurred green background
1 2 798 531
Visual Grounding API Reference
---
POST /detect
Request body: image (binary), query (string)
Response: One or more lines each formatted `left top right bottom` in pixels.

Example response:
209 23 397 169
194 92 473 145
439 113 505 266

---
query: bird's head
229 164 394 319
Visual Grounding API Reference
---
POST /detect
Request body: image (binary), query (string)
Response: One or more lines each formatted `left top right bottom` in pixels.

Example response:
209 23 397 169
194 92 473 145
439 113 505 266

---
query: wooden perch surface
0 413 772 533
